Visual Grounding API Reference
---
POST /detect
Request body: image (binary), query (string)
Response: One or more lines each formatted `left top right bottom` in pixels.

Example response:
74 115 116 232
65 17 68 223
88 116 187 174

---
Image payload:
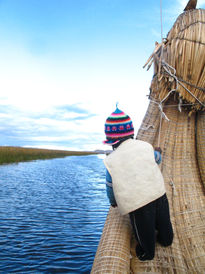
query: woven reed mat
91 207 131 273
130 96 205 273
92 96 205 273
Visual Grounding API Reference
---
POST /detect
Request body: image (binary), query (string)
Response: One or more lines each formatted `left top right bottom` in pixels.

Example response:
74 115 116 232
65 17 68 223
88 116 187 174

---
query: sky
0 0 205 151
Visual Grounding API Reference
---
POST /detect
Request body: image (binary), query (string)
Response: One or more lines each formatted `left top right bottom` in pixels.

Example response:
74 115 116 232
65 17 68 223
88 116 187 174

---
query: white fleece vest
104 139 166 215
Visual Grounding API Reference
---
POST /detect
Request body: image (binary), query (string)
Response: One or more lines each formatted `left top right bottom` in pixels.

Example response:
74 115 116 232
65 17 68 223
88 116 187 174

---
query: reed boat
92 8 205 273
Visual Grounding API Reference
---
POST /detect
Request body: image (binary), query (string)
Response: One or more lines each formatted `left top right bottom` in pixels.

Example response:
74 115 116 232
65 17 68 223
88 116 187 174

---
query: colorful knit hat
103 107 134 145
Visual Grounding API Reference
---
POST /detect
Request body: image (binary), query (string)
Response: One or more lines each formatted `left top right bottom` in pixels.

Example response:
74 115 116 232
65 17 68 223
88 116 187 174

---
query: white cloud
0 1 162 151
0 41 152 149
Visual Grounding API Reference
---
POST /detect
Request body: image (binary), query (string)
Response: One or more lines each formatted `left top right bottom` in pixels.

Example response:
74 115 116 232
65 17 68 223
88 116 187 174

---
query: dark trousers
129 194 173 261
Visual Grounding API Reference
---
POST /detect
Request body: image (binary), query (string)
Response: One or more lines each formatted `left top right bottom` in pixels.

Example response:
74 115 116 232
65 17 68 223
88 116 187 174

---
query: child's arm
106 169 117 207
154 147 162 165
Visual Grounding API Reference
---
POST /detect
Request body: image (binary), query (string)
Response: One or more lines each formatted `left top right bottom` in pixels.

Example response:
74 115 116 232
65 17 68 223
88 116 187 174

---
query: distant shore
0 146 101 165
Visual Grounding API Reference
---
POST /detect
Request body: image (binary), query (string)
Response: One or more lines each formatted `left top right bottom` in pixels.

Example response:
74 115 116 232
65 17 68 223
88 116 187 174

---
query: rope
169 180 177 196
156 100 169 147
149 99 169 120
144 45 205 108
149 57 204 147
171 36 205 46
158 110 163 147
160 0 163 42
142 97 170 146
152 72 205 93
140 125 155 131
158 0 164 77
178 97 183 112
177 20 205 34
149 95 202 108
177 76 205 93
162 61 205 108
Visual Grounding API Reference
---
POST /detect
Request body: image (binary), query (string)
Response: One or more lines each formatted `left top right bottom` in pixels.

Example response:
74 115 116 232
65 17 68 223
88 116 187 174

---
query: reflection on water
0 155 108 273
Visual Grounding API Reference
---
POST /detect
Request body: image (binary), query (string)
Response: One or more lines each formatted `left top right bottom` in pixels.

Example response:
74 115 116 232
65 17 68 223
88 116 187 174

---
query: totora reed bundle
144 9 205 114
92 9 205 273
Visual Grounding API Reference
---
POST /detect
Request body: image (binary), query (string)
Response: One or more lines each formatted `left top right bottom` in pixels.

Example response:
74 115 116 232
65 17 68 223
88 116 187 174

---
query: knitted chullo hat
103 107 134 145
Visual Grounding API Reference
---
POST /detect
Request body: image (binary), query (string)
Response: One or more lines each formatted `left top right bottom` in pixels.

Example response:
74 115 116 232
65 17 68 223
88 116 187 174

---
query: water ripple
0 155 108 273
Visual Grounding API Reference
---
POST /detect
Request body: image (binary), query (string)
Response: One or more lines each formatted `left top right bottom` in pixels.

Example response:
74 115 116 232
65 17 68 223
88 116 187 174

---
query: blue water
0 155 109 273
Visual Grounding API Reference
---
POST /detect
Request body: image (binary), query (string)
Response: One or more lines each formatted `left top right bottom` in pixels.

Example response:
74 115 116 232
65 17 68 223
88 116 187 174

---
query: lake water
0 155 109 273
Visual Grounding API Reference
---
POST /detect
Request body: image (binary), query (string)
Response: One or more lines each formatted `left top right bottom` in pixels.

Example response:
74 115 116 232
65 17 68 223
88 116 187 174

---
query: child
103 106 173 261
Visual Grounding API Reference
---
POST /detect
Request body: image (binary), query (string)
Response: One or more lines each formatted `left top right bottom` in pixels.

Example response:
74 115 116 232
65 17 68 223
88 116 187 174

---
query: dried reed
147 9 205 114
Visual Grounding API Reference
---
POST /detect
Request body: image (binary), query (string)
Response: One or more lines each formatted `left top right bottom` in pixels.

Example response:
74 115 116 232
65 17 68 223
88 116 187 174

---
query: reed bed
0 146 96 165
92 9 205 273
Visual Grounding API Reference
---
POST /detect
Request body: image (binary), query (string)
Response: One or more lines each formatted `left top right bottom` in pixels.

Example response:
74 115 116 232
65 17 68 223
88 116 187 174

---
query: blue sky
0 0 205 151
